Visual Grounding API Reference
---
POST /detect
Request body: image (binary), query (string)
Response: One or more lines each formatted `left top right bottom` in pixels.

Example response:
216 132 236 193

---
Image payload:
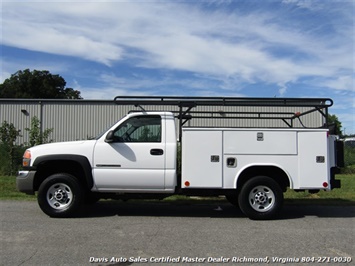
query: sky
1 0 354 134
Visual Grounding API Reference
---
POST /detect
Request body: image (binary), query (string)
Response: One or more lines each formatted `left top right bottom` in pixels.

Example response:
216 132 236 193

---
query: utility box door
298 131 328 189
182 129 223 188
224 130 297 155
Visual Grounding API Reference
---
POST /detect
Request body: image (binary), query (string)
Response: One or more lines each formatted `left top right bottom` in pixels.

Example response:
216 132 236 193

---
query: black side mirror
105 131 114 143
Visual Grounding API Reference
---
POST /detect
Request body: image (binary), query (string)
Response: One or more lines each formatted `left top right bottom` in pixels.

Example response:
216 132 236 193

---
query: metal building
0 97 330 145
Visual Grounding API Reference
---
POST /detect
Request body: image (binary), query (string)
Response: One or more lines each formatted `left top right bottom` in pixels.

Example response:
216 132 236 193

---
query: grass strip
1 175 354 205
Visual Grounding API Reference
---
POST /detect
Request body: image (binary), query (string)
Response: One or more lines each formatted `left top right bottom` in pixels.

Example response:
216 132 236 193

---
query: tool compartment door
298 131 329 189
182 129 223 188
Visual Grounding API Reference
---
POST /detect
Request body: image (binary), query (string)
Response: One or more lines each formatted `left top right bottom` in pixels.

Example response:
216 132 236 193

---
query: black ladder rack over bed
113 96 333 141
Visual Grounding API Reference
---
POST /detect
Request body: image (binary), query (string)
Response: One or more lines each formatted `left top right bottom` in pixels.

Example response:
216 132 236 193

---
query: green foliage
0 121 23 175
328 114 342 136
25 116 53 147
344 146 355 166
0 121 21 144
0 144 26 176
0 69 82 99
0 117 54 175
342 145 355 174
0 144 10 175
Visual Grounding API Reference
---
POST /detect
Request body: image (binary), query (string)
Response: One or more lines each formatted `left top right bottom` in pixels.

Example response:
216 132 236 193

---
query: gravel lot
1 201 354 265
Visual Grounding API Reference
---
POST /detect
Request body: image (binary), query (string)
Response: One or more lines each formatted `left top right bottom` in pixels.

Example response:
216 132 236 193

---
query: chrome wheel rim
248 185 275 212
46 183 73 210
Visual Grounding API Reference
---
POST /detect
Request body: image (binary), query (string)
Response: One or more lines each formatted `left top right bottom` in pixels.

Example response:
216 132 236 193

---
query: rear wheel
38 173 83 218
238 176 283 220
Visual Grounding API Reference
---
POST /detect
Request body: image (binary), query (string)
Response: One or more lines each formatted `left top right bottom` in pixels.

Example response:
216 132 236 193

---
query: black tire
238 176 283 220
38 173 83 218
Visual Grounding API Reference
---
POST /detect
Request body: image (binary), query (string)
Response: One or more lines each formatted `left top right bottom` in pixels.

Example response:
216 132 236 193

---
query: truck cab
92 112 177 193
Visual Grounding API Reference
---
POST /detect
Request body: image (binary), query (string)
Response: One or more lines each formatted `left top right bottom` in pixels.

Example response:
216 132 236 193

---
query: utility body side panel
182 130 223 188
181 128 331 190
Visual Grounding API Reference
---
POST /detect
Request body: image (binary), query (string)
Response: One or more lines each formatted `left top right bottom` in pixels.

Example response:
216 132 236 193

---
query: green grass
284 174 355 205
0 175 36 200
1 174 354 205
285 174 355 205
285 175 355 200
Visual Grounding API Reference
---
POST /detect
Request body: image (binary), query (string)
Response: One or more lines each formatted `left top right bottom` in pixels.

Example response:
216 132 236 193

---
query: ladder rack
114 96 333 141
114 96 333 107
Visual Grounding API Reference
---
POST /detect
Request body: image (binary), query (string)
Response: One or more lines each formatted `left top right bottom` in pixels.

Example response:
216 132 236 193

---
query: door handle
150 149 164 156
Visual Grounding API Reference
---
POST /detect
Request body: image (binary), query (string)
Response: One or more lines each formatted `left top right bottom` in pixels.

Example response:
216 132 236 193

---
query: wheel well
33 160 90 192
236 166 290 192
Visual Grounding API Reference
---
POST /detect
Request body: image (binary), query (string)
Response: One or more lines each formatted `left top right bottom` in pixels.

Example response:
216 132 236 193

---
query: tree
0 121 22 175
0 69 82 99
25 116 53 147
328 114 342 136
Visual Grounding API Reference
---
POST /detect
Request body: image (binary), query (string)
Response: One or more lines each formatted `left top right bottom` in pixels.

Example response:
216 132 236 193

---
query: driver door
93 115 166 191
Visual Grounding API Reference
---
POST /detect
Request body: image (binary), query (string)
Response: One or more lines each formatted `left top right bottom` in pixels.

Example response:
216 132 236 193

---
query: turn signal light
23 150 31 167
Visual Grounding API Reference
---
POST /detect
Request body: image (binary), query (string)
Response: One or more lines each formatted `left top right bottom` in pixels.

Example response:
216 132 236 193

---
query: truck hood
28 140 97 166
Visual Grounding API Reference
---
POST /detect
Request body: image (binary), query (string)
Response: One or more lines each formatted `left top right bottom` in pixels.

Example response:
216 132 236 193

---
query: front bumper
16 171 36 195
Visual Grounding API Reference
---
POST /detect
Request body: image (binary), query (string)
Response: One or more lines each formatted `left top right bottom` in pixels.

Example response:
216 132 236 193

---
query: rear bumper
16 171 36 195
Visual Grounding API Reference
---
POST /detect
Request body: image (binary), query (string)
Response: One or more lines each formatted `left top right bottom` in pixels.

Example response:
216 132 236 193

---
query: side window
113 115 161 143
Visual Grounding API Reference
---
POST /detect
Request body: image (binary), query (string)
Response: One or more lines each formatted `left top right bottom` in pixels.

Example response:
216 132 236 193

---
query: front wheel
38 173 83 218
238 176 283 220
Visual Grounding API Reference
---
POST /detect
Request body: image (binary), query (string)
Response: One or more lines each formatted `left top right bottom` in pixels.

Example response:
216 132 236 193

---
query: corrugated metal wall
0 99 325 145
42 102 129 141
0 100 129 144
0 100 41 145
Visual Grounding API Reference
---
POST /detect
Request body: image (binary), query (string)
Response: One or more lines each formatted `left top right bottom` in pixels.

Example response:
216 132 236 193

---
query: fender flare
33 154 94 189
235 163 293 190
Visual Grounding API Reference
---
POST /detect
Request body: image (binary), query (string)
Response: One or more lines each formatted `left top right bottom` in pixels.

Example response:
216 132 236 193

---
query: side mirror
105 131 114 143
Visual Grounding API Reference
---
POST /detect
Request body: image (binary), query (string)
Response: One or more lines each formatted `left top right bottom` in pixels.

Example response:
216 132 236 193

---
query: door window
113 115 161 142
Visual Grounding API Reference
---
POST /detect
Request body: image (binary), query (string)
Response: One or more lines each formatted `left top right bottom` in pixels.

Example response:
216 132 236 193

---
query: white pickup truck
17 97 344 220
